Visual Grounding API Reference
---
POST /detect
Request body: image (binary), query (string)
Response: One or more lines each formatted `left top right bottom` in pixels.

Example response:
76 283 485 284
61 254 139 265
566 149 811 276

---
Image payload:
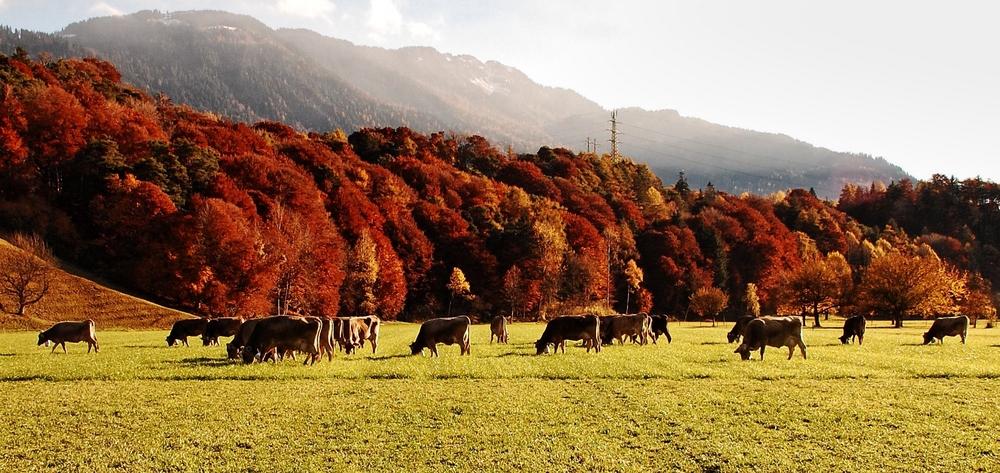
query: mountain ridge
0 9 911 199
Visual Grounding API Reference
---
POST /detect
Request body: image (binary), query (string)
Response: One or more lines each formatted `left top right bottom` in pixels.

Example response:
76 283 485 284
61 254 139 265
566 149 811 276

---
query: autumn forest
1 51 999 325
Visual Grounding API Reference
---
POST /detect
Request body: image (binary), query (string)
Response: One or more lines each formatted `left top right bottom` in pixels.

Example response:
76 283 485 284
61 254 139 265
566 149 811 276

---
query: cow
316 317 338 362
839 315 867 345
603 313 650 346
734 316 806 361
922 315 969 345
201 317 243 346
241 315 322 365
341 316 381 354
535 315 601 355
598 315 618 345
490 315 509 344
38 320 99 354
727 316 756 344
649 314 672 344
410 316 471 357
226 317 264 360
166 318 208 347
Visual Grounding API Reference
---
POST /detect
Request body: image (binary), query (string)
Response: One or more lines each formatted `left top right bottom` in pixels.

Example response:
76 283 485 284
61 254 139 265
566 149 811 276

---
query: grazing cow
410 316 471 357
38 320 99 354
734 316 806 361
490 315 509 344
598 315 618 345
923 315 969 345
535 315 601 355
227 317 264 360
839 315 867 345
727 316 756 344
341 316 381 354
202 317 243 346
166 318 209 347
649 314 672 344
242 316 322 365
603 313 650 346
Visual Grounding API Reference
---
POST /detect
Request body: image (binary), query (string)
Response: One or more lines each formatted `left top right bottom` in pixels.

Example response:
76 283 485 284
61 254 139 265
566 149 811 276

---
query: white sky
1 0 998 182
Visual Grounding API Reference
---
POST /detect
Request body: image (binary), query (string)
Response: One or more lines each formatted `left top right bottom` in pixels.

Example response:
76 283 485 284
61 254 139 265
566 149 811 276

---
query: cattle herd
35 313 973 362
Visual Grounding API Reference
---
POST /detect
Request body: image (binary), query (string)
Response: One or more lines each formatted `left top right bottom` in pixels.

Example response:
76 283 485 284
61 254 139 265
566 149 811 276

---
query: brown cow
315 317 338 362
38 320 99 354
410 316 471 356
536 315 601 355
490 315 509 344
649 314 672 344
242 316 322 365
923 315 969 345
734 316 806 361
605 313 650 345
166 318 208 347
202 317 243 346
839 315 867 345
341 316 381 354
727 316 755 344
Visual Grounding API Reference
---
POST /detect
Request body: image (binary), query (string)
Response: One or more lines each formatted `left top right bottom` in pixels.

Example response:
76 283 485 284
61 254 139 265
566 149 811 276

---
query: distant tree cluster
0 52 996 325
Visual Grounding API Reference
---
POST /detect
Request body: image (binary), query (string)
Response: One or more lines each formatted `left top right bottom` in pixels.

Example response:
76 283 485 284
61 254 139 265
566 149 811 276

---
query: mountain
0 10 911 199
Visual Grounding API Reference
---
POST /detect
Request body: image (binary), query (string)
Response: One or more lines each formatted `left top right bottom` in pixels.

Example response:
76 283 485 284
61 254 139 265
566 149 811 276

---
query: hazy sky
1 0 997 182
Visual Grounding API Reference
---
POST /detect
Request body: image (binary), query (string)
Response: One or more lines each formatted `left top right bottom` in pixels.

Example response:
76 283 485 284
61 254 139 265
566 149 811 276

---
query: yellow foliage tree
855 249 957 328
689 286 728 327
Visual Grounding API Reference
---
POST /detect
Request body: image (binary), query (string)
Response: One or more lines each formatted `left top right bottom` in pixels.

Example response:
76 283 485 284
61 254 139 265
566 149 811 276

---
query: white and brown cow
341 316 381 354
410 316 471 357
38 320 99 354
734 316 806 361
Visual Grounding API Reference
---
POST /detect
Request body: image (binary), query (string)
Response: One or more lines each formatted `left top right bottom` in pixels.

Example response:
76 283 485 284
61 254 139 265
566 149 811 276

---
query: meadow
2 320 1000 472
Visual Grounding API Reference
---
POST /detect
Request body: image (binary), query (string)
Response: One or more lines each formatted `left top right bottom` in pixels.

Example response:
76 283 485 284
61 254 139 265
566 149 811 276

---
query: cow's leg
759 346 765 360
50 343 58 354
61 342 68 354
431 345 438 357
371 339 378 355
857 334 863 346
787 344 795 360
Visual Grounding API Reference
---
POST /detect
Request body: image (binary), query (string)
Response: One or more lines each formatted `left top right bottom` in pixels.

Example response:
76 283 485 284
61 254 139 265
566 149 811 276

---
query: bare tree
0 233 56 315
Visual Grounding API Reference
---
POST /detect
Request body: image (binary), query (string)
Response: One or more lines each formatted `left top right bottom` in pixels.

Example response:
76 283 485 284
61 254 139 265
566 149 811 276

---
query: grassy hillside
0 238 195 331
1 322 999 471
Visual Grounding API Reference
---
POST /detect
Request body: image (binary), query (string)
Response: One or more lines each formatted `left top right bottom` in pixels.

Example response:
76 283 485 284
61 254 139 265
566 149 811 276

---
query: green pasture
2 320 1000 472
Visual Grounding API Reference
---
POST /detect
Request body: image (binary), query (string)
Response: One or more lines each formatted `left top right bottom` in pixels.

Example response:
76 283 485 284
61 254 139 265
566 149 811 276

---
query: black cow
839 315 866 345
649 314 672 344
727 316 755 344
166 318 208 347
535 315 600 355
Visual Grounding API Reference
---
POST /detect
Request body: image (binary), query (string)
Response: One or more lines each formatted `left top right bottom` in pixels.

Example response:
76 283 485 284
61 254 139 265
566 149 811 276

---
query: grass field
2 319 1000 472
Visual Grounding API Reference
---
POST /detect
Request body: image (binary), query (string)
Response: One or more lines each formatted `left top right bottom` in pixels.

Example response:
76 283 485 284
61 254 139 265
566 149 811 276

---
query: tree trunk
812 303 822 328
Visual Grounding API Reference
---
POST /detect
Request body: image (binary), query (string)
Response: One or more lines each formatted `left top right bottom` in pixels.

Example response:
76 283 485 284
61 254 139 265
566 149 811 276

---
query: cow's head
37 333 49 347
734 344 752 360
727 331 740 344
241 346 259 364
166 336 178 347
226 343 241 360
922 332 936 345
839 334 850 344
202 336 213 347
534 339 551 355
410 341 424 356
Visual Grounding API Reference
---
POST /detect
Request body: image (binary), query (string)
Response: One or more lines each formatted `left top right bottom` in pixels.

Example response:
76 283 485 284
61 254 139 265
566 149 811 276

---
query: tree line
0 52 996 324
